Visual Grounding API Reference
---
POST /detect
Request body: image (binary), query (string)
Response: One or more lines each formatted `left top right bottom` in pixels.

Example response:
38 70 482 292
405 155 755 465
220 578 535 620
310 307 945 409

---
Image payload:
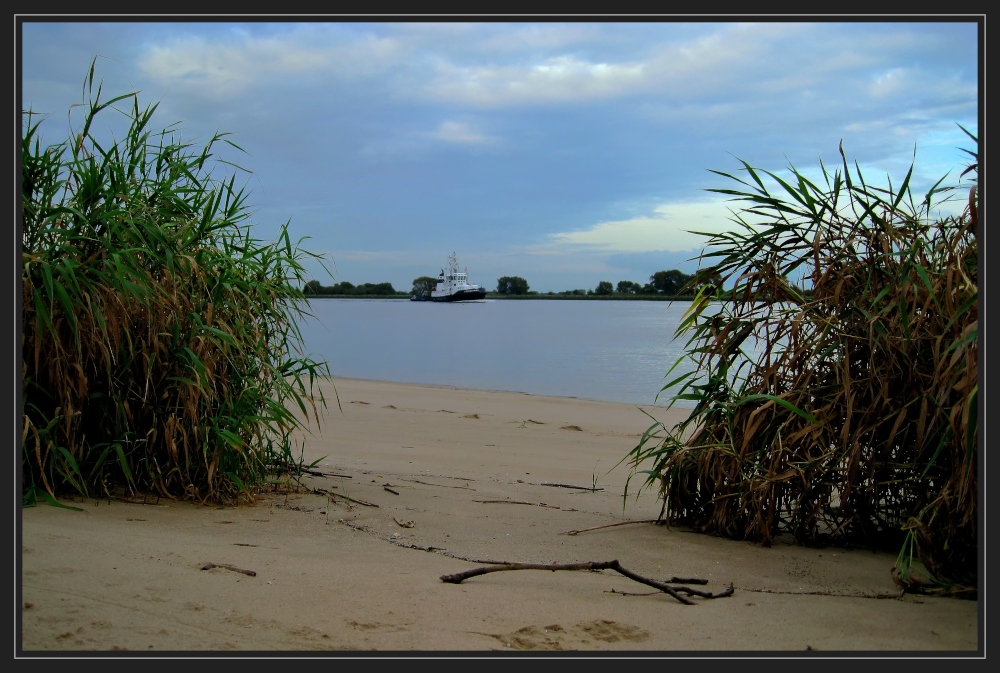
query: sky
19 19 980 293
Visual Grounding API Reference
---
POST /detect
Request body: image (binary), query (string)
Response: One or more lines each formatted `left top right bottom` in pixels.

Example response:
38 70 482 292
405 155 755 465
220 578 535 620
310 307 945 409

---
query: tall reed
626 134 978 592
21 61 329 505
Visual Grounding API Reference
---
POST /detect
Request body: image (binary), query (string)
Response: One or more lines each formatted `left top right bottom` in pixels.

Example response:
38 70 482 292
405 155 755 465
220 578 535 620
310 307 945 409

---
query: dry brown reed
626 135 978 592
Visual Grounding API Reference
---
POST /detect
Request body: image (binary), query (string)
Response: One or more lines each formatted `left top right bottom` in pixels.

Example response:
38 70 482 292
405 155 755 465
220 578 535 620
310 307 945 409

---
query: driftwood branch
313 487 380 508
439 560 732 606
474 499 560 508
200 562 256 577
270 461 352 479
401 479 475 490
559 519 661 535
302 469 354 479
540 482 604 492
336 494 379 508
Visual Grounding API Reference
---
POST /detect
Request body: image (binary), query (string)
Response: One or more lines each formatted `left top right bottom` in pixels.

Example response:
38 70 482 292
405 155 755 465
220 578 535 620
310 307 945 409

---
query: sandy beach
19 377 979 654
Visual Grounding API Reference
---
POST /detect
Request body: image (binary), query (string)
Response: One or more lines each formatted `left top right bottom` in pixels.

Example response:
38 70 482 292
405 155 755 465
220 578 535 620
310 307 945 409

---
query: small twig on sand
606 588 658 596
667 577 709 585
540 482 604 492
559 519 661 535
401 479 475 490
474 499 560 508
313 487 379 508
201 562 256 577
383 486 400 495
337 494 379 508
439 560 732 606
299 468 354 479
271 461 352 479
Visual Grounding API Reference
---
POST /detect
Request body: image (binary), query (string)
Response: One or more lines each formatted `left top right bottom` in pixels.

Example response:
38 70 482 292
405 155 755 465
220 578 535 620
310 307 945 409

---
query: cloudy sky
19 19 979 292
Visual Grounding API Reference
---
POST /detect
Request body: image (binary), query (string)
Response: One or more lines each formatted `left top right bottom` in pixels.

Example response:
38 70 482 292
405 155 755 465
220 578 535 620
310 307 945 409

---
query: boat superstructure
412 252 488 302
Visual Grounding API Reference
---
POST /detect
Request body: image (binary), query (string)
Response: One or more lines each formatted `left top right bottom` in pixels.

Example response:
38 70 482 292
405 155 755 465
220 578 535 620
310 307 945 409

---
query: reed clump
21 62 329 506
626 134 978 593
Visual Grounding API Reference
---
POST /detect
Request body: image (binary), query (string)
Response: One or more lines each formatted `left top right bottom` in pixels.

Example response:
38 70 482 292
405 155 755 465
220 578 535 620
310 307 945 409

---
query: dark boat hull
430 288 488 302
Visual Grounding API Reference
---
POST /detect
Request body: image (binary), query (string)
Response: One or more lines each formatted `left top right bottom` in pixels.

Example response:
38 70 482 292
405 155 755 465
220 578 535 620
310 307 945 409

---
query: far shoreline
320 374 696 412
304 294 696 301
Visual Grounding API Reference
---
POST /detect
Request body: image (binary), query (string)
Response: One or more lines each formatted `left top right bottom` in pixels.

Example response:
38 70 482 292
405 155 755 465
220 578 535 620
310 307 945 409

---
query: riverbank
304 294 691 300
19 377 979 653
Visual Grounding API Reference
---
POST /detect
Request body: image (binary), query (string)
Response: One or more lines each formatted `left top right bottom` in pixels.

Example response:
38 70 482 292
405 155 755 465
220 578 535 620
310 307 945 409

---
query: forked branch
439 559 733 605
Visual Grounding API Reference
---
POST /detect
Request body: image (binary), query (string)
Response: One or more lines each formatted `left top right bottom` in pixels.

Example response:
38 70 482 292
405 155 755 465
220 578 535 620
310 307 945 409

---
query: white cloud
138 27 404 98
426 55 647 106
534 200 736 255
433 120 494 145
416 23 830 108
868 67 912 99
360 119 500 159
478 24 602 52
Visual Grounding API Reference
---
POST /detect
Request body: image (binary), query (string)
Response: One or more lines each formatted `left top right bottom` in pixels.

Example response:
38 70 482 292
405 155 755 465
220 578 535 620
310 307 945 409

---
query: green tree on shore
411 276 439 296
647 269 692 295
595 281 614 295
302 280 402 296
616 280 642 294
496 276 530 295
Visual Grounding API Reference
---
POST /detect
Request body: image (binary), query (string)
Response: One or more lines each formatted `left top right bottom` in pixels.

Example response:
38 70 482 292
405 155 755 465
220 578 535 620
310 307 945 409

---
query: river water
296 298 705 407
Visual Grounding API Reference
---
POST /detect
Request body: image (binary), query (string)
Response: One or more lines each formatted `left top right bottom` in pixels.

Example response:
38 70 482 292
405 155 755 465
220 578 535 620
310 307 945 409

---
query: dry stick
384 486 400 495
200 562 256 577
336 493 379 508
271 462 352 479
439 560 732 605
540 482 604 492
313 487 379 508
402 478 475 490
474 499 560 508
559 519 661 535
667 577 710 585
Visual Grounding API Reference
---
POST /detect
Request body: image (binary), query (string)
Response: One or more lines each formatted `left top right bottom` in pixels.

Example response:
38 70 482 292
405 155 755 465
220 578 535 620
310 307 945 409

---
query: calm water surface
297 298 703 407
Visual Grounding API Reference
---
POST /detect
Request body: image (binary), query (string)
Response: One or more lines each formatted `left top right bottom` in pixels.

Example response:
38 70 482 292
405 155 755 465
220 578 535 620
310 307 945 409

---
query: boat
411 252 488 302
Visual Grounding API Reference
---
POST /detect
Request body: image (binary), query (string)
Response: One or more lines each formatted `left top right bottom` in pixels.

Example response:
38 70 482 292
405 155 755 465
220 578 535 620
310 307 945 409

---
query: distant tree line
304 280 403 296
489 270 724 297
304 269 746 299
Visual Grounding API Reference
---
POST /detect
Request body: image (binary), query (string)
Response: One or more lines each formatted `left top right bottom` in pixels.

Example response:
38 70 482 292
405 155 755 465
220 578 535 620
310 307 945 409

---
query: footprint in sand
463 414 480 419
383 405 397 409
486 621 648 650
350 400 369 405
485 624 565 651
576 620 650 643
560 425 583 431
